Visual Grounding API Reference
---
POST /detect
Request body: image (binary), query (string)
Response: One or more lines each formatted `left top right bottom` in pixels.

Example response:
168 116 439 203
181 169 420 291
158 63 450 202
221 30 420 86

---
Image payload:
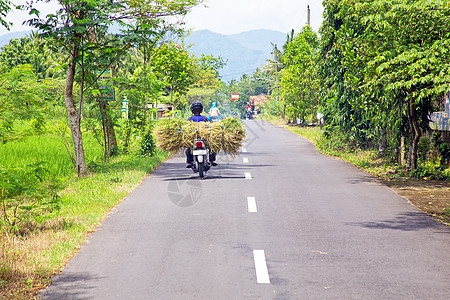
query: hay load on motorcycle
154 101 246 178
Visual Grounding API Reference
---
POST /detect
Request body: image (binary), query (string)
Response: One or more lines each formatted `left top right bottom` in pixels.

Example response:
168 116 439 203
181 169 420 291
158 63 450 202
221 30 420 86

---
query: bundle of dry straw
155 118 246 156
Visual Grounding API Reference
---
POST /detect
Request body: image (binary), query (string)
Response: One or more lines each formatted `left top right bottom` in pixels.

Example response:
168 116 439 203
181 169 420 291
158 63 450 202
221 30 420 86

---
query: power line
220 68 259 78
294 10 307 31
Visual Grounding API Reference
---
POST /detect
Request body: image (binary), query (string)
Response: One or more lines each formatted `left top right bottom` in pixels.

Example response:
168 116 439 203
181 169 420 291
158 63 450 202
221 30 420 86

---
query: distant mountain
185 29 286 81
0 28 287 81
0 31 31 48
227 29 287 51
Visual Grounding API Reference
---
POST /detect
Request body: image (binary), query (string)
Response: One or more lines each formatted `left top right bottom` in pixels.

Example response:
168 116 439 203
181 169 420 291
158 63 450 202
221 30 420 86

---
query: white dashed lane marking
242 143 268 284
253 250 270 284
247 197 257 213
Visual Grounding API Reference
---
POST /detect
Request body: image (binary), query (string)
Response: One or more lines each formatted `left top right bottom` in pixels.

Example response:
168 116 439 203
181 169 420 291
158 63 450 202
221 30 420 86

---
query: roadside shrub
410 161 449 180
432 132 450 165
139 126 156 157
261 97 283 116
317 125 352 153
0 163 62 235
418 137 432 161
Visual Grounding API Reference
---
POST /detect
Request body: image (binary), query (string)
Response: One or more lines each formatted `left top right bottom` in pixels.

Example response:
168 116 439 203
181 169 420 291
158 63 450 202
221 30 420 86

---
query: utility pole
274 44 278 72
307 5 310 26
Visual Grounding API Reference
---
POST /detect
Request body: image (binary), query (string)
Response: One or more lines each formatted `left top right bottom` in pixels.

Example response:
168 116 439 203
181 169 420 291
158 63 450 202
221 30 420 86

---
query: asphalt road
40 119 450 300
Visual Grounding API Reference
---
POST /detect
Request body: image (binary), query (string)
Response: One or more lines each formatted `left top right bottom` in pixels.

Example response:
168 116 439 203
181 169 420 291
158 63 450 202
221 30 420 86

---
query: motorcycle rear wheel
198 162 205 178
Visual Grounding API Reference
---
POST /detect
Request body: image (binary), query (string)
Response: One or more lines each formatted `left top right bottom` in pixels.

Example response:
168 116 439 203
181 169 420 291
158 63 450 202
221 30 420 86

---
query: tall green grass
1 119 170 298
0 130 103 177
287 126 323 145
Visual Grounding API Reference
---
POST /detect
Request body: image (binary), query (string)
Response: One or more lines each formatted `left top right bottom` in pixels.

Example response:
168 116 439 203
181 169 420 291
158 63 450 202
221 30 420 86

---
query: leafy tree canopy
280 26 319 122
0 65 47 143
0 0 11 30
151 43 196 105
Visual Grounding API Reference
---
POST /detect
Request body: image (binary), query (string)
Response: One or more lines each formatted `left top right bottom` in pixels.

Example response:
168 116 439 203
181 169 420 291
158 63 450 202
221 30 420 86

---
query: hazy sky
184 0 324 34
0 0 324 36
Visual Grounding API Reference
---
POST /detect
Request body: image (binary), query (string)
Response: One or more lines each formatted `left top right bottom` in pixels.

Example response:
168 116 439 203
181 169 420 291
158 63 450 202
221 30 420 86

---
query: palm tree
283 29 295 53
261 29 298 120
262 43 284 75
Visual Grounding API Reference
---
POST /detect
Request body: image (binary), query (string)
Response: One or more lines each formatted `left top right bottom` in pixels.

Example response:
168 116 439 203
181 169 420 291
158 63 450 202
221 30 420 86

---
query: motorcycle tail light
196 141 203 148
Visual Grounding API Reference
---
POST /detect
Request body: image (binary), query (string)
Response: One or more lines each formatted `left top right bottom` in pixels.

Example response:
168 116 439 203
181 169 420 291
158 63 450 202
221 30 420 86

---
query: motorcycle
246 109 253 120
191 134 211 179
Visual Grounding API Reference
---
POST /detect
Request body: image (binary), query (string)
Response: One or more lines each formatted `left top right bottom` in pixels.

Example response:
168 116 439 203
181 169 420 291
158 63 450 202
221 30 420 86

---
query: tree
197 54 226 78
0 37 31 68
151 43 196 108
191 55 224 88
113 65 165 149
0 33 65 79
262 43 283 76
191 54 226 89
359 0 450 170
0 0 11 30
23 0 203 176
184 54 226 109
318 0 450 170
0 65 46 143
280 26 319 123
318 0 376 149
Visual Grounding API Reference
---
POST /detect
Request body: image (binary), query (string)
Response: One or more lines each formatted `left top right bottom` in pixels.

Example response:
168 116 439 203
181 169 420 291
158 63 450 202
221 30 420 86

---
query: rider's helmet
190 101 203 114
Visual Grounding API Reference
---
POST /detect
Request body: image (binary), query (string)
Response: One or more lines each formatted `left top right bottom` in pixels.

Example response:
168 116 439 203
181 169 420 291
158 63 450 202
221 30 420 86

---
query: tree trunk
65 50 87 176
378 128 387 156
105 107 117 155
101 104 108 161
406 98 421 170
99 101 117 157
400 136 406 166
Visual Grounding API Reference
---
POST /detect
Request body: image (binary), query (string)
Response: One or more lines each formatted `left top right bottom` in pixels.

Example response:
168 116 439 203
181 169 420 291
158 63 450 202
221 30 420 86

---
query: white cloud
1 0 324 36
184 0 324 35
0 0 60 35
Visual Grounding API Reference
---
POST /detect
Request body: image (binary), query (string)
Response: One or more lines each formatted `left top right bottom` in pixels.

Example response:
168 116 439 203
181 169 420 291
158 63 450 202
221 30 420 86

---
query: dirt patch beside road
381 178 450 225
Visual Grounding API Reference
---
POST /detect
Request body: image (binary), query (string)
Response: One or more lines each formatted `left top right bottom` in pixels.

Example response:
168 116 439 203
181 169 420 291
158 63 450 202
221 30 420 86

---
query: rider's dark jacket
187 115 209 122
185 114 216 164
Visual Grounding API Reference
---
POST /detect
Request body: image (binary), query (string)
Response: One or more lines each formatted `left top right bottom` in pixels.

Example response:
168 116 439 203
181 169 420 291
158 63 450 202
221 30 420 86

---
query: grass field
0 121 170 299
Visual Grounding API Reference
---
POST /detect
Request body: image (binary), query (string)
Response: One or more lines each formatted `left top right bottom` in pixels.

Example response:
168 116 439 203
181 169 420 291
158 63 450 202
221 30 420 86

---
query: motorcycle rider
246 102 253 119
209 102 220 122
185 101 218 168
